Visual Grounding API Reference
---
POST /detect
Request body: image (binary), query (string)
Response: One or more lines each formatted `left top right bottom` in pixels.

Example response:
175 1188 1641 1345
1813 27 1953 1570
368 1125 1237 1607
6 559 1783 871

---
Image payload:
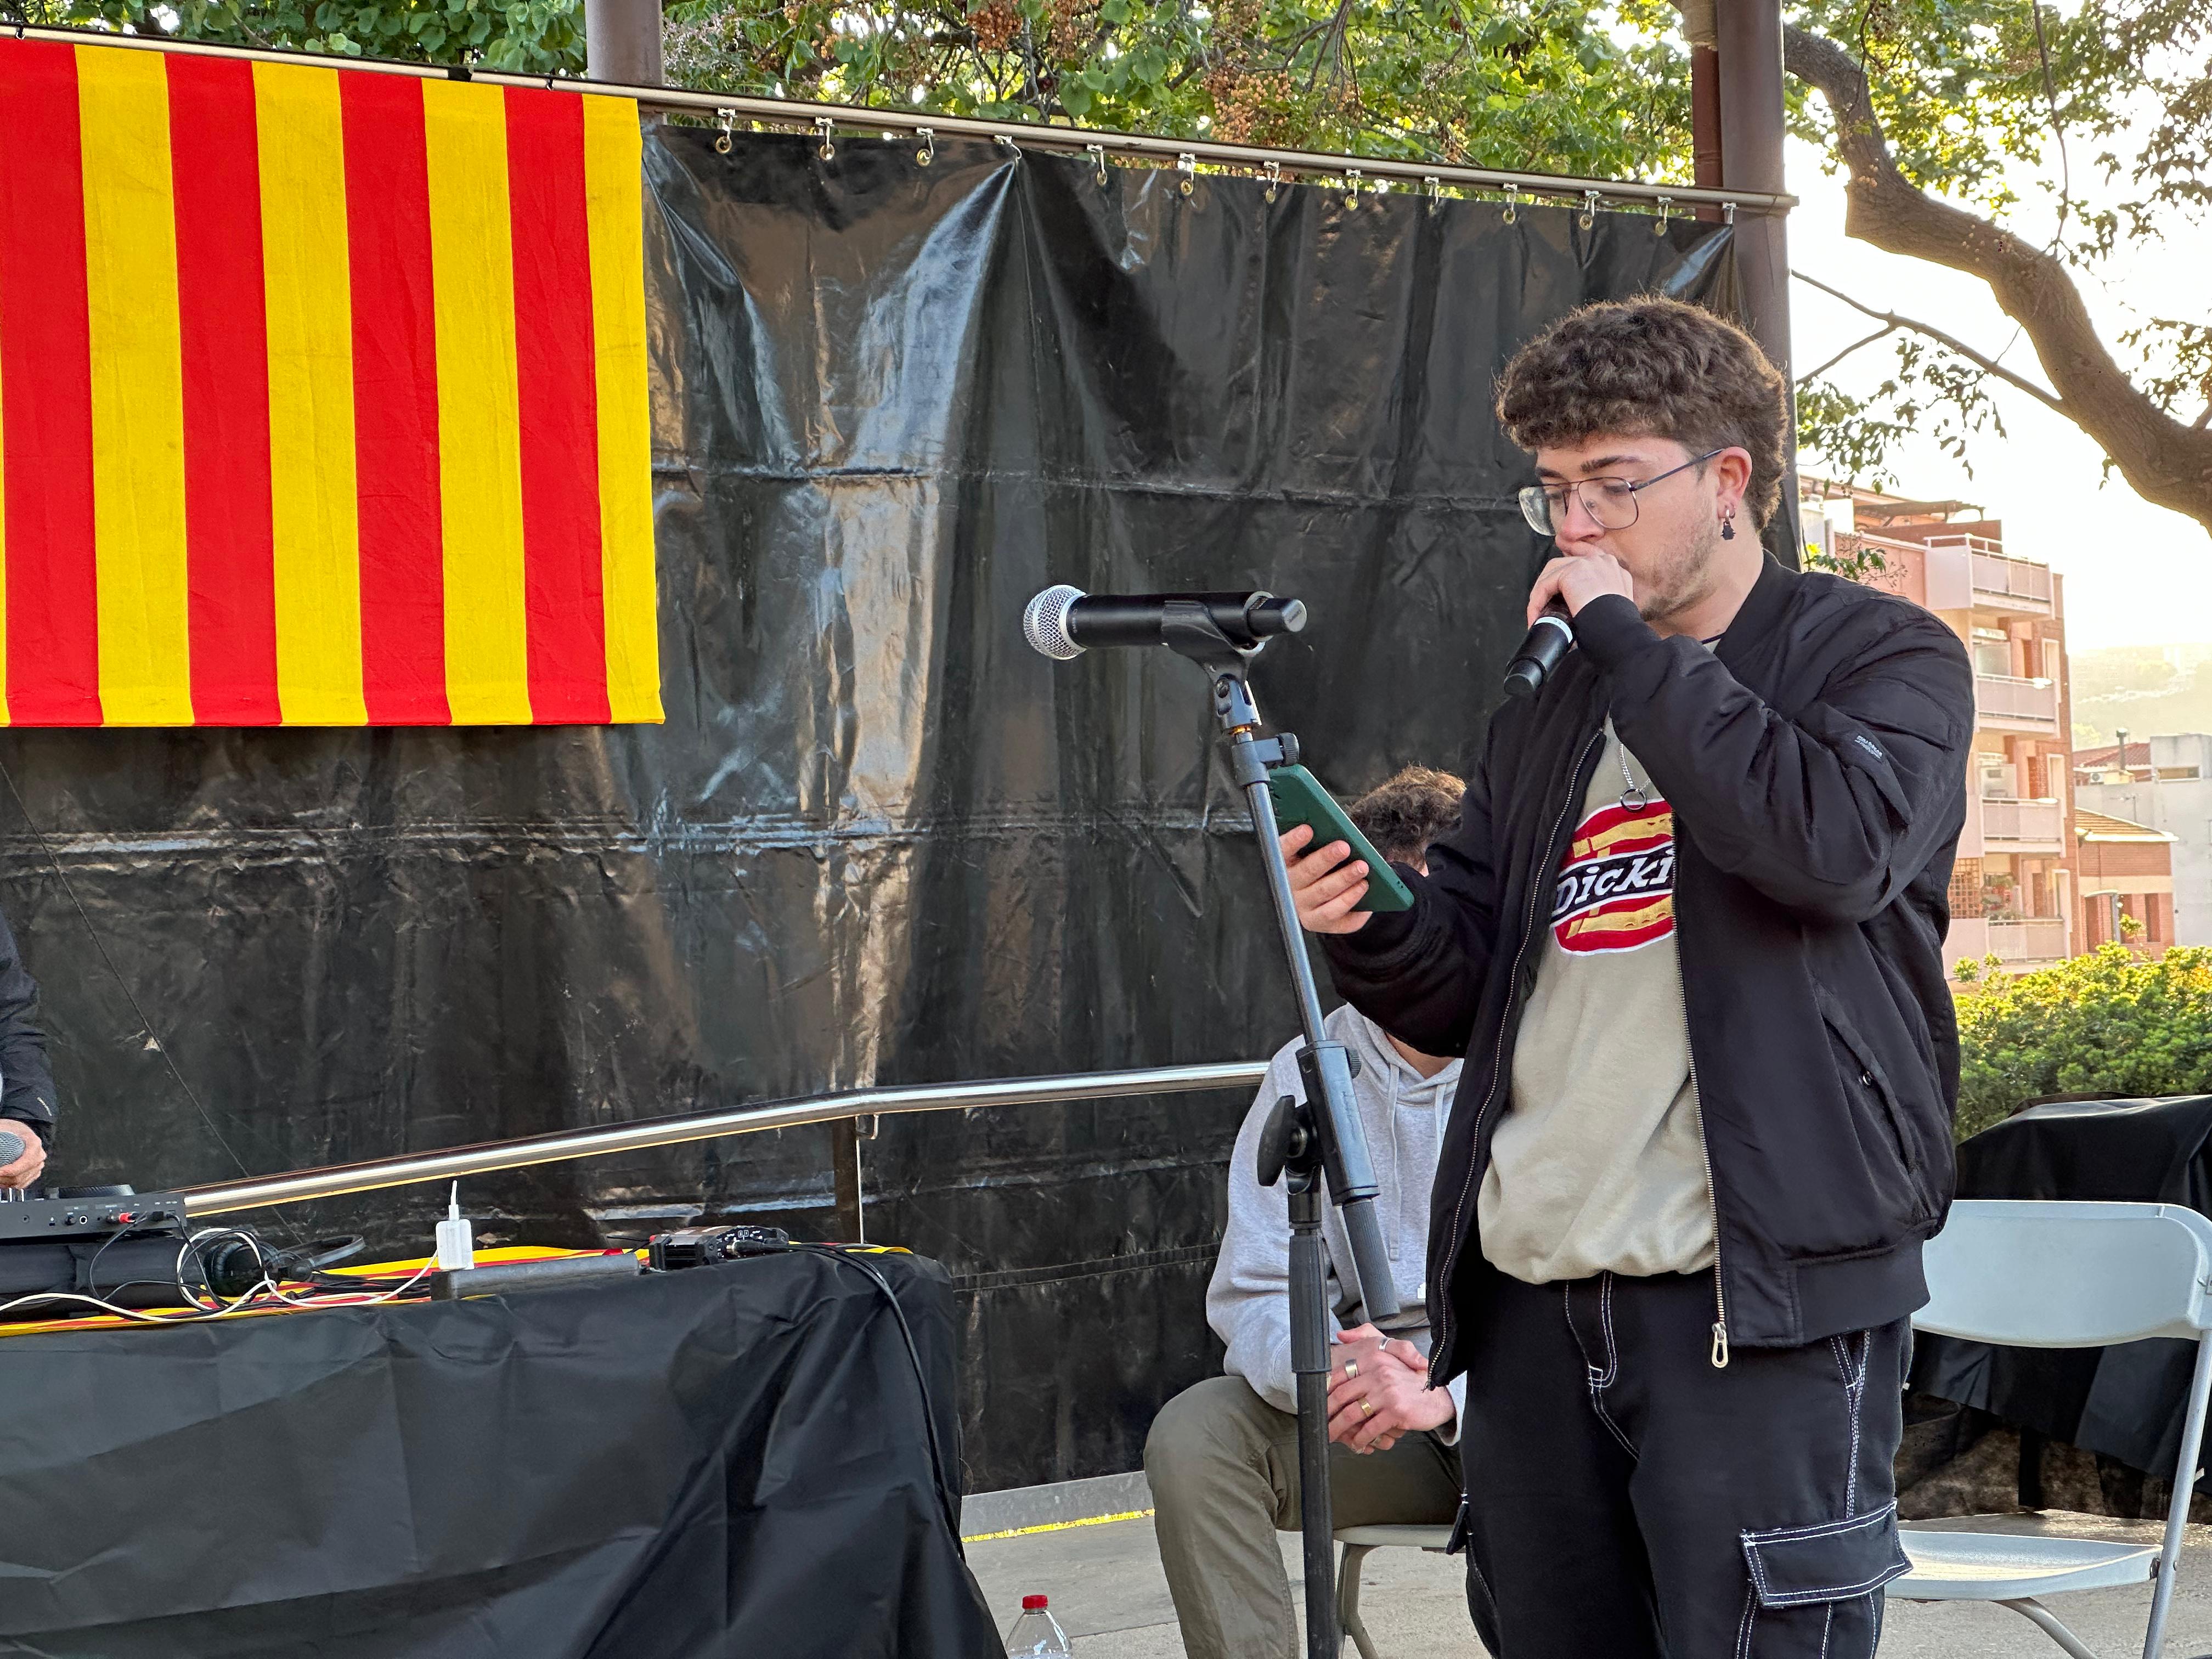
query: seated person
1146 765 1467 1659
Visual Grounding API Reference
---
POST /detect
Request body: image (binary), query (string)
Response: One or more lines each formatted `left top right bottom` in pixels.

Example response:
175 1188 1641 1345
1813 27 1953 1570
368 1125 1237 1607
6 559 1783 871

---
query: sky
1784 136 2212 653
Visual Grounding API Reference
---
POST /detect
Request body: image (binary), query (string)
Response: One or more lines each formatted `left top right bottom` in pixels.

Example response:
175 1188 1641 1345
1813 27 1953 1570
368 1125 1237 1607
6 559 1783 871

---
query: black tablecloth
0 1249 1001 1658
1914 1096 2212 1478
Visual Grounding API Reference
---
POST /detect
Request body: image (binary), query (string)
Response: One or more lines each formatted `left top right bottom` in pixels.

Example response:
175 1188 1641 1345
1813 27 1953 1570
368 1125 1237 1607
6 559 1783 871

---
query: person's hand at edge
0 1121 47 1190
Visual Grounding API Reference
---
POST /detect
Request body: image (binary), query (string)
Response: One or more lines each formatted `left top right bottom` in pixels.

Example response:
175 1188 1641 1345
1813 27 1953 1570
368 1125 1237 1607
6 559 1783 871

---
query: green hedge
1954 944 2212 1142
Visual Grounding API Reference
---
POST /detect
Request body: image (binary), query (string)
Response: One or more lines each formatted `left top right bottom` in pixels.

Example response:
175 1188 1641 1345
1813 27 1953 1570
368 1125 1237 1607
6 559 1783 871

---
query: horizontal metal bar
180 1060 1269 1215
7 23 1791 213
642 91 1789 212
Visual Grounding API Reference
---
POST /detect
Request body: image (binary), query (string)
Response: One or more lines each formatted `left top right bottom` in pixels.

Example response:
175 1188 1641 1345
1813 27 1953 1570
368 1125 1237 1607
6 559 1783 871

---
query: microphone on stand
1502 601 1575 699
1023 586 1307 660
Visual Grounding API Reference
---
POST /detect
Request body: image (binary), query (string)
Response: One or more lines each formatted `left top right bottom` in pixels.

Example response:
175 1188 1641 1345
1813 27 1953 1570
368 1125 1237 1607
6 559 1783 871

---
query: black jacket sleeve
1319 727 1503 1059
1573 592 1974 924
0 905 56 1140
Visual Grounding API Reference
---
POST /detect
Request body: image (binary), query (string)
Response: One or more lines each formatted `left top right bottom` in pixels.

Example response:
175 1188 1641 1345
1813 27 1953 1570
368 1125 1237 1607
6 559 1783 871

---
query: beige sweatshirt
1477 723 1717 1283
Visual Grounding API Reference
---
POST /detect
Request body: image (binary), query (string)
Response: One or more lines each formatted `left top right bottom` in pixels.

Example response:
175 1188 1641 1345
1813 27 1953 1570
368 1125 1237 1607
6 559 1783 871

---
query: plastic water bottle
1003 1593 1073 1656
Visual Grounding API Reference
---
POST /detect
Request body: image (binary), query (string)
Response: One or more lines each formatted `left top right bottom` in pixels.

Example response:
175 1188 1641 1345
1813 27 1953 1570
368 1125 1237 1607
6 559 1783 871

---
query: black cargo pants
1454 1269 1912 1658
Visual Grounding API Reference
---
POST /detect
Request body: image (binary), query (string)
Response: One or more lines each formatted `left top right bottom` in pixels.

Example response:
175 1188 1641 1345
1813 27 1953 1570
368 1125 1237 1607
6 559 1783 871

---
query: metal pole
179 1060 1266 1216
1681 0 1724 220
1286 1169 1339 1659
1716 0 1802 566
1691 48 1724 198
584 0 662 87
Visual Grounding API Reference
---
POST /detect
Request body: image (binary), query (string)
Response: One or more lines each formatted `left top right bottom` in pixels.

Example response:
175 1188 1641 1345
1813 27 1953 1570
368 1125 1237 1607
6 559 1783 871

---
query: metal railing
180 1060 1269 1216
1980 797 2066 844
1964 550 2054 606
1988 918 2069 961
9 23 1792 216
1975 674 2060 725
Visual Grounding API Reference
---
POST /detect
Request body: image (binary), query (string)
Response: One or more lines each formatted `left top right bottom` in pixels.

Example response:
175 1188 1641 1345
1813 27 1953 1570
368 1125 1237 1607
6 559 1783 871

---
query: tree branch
1785 23 2212 532
1797 323 1896 386
1791 272 2068 416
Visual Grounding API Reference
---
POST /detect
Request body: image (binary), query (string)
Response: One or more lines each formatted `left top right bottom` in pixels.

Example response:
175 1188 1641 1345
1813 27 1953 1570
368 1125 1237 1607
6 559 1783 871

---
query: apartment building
1802 482 2076 971
2075 733 2212 947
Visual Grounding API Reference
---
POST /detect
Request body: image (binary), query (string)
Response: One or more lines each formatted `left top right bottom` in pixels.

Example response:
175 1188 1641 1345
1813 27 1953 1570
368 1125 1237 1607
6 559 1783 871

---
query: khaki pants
1144 1374 1463 1659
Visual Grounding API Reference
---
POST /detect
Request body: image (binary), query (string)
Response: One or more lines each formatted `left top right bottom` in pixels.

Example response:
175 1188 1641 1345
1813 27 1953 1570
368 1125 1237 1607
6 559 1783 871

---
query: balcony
1934 537 2055 616
1979 797 2067 852
1990 917 2069 962
1976 673 2059 733
1946 916 2071 968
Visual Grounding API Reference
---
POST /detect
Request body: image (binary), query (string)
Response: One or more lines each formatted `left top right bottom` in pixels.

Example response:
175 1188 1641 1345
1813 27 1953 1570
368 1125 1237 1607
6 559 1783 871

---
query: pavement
967 1506 2212 1656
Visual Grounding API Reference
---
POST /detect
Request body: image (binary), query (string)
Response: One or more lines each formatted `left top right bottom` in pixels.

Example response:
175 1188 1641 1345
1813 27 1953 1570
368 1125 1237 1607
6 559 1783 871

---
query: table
0 1247 1000 1657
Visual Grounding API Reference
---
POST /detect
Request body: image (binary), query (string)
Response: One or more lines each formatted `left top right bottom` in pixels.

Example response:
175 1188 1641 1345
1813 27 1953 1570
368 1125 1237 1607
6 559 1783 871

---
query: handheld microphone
1023 586 1307 661
1502 601 1574 699
0 1130 25 1168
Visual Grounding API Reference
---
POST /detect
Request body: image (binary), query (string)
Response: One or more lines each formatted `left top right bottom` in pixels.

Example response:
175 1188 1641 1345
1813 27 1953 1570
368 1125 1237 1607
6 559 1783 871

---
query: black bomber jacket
1323 555 1976 1382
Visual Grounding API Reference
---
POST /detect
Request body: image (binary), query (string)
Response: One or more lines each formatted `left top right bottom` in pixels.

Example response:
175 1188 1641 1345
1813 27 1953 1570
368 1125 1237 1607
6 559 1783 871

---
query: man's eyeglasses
1517 448 1724 537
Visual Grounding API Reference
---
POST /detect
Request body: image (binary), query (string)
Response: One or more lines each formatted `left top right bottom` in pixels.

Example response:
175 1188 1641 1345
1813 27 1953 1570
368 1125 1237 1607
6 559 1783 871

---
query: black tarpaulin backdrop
0 127 1745 1493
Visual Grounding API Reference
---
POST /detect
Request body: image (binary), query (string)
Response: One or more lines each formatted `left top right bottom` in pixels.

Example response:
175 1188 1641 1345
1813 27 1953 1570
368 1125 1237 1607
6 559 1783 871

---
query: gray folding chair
1888 1199 2212 1659
1334 1523 1453 1659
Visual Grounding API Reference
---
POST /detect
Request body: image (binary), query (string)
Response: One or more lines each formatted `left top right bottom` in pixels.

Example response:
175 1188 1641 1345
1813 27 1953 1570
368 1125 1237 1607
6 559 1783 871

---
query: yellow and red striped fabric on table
0 38 660 726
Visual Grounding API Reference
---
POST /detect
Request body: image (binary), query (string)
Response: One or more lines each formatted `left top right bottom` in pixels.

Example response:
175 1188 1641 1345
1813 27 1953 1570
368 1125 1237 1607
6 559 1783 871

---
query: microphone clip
1158 603 1278 732
1160 600 1266 675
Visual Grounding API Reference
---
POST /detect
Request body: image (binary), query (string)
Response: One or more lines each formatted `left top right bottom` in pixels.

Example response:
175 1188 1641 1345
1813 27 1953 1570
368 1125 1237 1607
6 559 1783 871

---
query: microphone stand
1158 603 1401 1659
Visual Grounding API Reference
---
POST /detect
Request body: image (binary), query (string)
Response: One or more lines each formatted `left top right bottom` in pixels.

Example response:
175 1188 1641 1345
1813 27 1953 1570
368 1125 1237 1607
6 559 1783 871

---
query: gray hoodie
1206 1002 1468 1432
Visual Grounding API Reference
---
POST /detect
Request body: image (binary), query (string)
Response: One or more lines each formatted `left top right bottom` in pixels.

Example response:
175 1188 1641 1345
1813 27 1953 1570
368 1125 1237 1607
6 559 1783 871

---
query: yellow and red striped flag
0 38 659 726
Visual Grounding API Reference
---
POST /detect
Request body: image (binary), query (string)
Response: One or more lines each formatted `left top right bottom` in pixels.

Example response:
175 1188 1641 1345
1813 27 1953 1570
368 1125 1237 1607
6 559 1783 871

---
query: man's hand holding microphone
1283 547 1635 923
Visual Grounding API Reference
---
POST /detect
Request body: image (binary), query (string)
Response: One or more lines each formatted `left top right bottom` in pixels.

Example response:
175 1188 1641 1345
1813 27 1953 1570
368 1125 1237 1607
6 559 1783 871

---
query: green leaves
1956 945 2212 1141
25 0 585 74
664 0 1694 180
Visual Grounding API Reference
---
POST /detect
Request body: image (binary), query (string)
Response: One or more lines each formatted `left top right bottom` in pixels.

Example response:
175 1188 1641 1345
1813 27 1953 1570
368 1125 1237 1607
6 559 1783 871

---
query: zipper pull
1710 1321 1730 1369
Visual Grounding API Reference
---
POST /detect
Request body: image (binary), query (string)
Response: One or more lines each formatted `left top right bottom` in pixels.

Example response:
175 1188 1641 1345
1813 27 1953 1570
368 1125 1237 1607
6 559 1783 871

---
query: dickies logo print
1550 798 1676 955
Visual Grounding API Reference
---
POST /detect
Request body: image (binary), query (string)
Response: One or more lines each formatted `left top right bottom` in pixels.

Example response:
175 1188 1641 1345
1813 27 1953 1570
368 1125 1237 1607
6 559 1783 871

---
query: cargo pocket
1737 1504 1910 1658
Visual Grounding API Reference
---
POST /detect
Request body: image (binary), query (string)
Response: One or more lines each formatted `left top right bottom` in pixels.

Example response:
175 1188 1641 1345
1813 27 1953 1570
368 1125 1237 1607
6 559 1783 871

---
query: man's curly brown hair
1349 766 1465 866
1494 297 1788 529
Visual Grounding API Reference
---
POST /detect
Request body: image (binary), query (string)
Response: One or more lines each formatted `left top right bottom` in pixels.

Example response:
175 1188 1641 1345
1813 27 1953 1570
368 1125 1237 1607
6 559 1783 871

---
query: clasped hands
1326 1323 1453 1453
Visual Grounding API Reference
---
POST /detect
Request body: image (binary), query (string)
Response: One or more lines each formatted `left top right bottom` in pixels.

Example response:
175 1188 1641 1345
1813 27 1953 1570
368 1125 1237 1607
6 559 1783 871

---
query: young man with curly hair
1283 297 1974 1658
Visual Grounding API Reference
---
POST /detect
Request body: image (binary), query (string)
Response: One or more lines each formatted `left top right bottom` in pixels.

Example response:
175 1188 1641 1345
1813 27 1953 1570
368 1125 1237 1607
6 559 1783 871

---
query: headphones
198 1232 366 1299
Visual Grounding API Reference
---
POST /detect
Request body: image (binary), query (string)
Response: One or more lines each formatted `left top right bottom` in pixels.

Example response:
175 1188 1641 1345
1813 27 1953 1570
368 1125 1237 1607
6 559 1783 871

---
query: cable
80 1212 154 1299
791 1243 964 1554
0 1233 437 1327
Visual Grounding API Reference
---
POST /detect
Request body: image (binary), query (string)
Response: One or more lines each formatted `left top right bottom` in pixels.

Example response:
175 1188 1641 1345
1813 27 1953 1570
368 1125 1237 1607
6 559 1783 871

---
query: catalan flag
0 38 659 726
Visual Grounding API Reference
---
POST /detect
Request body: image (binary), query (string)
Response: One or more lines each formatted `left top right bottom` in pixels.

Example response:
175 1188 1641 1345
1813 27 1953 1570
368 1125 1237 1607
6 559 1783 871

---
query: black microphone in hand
1023 586 1307 659
1502 601 1574 699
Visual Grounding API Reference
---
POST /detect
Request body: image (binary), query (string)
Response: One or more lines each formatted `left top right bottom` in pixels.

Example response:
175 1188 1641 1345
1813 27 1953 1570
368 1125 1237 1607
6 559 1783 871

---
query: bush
1954 945 2212 1142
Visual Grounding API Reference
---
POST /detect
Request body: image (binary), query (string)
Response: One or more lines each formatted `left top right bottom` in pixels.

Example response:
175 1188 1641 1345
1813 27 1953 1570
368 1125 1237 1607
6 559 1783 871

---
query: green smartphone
1265 765 1416 912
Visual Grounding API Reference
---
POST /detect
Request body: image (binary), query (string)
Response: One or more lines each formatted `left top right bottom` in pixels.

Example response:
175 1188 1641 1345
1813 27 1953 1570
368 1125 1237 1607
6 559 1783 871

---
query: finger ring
1359 1398 1375 1417
1344 1360 1358 1380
